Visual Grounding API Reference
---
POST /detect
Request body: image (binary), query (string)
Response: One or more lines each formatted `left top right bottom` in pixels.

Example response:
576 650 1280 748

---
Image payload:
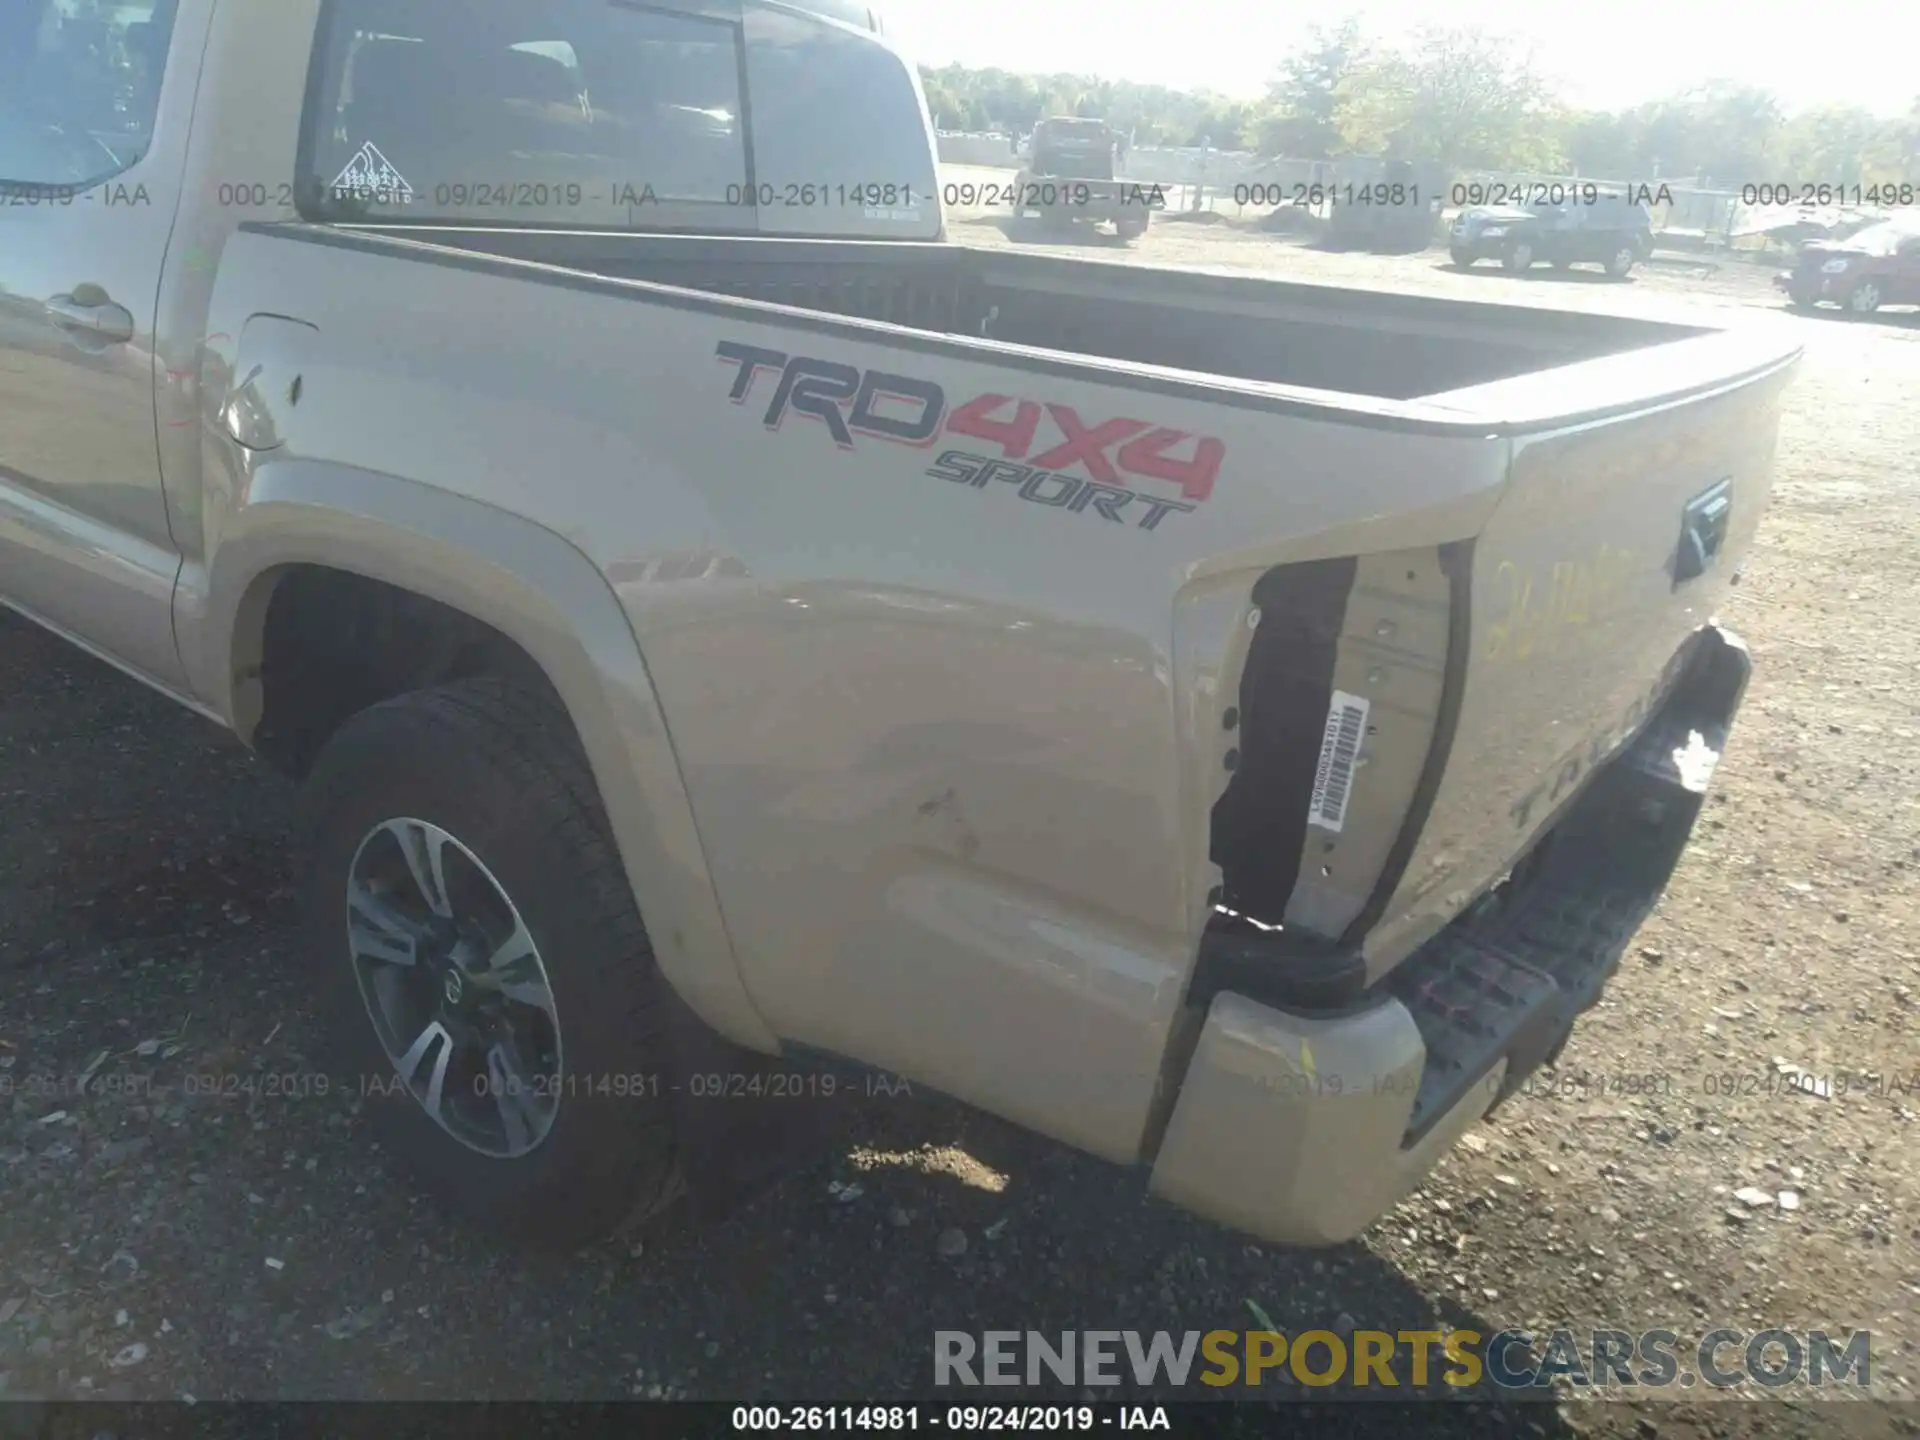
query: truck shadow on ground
0 616 1578 1430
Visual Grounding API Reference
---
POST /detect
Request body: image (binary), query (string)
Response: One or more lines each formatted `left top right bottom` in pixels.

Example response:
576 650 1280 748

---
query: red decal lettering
1116 428 1225 503
945 394 1042 459
1028 405 1151 485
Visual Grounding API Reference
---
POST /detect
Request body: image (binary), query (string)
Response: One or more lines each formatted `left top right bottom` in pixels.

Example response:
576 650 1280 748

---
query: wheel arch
192 457 780 1054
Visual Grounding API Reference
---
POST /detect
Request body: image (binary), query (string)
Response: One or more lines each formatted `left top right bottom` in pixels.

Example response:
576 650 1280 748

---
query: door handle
47 291 136 345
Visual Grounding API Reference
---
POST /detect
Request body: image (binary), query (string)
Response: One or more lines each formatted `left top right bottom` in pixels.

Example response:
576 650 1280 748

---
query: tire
1846 281 1883 315
1115 212 1149 241
1503 241 1535 273
1449 248 1475 268
1604 242 1638 279
299 676 683 1247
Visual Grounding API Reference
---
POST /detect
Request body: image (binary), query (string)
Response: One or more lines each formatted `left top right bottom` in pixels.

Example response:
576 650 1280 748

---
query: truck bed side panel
198 227 1510 1161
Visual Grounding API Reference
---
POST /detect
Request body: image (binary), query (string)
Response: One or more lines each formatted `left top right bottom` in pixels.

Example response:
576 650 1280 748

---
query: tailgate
1357 329 1801 973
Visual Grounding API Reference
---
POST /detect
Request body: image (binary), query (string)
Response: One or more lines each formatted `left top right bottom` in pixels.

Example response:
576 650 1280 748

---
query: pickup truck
1013 116 1158 240
0 0 1800 1249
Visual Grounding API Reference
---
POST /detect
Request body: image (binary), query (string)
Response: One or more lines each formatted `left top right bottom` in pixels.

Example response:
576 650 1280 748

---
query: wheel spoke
395 1020 455 1123
347 882 421 967
476 918 554 1012
486 1042 546 1154
394 820 455 918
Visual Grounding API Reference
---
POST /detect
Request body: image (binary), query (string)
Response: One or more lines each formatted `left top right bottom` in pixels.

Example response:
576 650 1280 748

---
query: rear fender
181 458 779 1053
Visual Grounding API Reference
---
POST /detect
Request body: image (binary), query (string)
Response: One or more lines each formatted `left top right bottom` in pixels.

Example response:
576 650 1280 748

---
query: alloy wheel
345 817 563 1159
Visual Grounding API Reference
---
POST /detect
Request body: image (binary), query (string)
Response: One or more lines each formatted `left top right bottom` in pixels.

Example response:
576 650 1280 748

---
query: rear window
297 0 933 233
741 4 936 234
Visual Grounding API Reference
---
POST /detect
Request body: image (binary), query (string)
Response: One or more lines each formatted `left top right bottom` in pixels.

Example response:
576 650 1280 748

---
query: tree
1338 26 1565 170
915 60 1918 183
1262 17 1367 159
1561 109 1647 179
1775 107 1901 186
1639 84 1783 185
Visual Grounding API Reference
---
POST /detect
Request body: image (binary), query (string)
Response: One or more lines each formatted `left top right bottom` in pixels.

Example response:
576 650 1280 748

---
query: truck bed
352 227 1710 400
197 221 1798 1219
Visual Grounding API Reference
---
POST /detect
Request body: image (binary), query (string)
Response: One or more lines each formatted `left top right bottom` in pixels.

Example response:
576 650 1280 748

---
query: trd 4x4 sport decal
716 341 1225 532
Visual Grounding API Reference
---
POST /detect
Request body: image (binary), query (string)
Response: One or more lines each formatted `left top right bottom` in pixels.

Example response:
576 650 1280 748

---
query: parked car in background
1775 220 1920 314
1451 191 1653 278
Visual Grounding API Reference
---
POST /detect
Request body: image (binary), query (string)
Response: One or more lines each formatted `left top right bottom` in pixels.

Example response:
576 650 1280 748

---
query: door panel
0 0 208 690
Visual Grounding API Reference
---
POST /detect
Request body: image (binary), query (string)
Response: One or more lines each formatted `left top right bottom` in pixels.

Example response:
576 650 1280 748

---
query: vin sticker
1307 690 1370 833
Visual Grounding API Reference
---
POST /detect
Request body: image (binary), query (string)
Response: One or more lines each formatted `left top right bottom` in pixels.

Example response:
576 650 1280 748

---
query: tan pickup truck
0 0 1799 1248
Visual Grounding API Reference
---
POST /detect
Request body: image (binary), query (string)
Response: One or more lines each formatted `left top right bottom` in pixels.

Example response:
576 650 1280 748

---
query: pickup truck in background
1013 116 1157 240
0 0 1800 1249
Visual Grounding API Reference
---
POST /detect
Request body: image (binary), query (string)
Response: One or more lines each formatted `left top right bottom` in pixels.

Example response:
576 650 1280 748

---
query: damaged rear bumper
1148 624 1750 1246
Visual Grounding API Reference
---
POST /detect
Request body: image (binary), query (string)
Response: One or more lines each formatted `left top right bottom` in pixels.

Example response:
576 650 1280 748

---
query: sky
888 0 1918 119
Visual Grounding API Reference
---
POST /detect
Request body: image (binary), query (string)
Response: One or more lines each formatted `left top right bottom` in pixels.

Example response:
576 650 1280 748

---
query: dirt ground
1 200 1916 1438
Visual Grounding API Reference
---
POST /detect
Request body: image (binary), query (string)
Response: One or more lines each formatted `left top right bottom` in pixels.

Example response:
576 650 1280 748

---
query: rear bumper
1149 624 1751 1246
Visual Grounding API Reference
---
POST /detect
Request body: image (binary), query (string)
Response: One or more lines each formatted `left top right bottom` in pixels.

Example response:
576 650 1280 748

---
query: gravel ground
1 208 1916 1439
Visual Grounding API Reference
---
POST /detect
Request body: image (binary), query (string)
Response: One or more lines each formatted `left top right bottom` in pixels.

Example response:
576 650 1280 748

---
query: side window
0 0 177 188
301 0 748 228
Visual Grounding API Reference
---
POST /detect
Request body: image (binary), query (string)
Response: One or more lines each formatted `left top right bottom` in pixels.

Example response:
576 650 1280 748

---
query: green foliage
923 28 1920 185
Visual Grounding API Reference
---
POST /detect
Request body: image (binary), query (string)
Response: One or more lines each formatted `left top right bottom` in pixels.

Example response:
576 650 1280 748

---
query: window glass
302 0 748 227
743 6 936 233
0 0 177 188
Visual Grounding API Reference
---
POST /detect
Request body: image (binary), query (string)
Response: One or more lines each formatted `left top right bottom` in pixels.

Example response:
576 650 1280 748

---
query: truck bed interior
367 229 1713 401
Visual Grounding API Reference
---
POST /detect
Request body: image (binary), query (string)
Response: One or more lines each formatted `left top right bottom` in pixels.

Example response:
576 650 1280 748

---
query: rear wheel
1847 281 1883 315
1115 212 1149 241
1449 247 1475 268
1605 242 1638 279
300 676 684 1246
1503 241 1535 273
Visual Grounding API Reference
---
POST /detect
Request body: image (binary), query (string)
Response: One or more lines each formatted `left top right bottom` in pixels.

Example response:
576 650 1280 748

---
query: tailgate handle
1674 478 1733 587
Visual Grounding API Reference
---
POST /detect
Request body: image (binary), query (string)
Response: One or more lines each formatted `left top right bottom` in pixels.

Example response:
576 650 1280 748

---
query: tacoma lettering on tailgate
716 341 1225 532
